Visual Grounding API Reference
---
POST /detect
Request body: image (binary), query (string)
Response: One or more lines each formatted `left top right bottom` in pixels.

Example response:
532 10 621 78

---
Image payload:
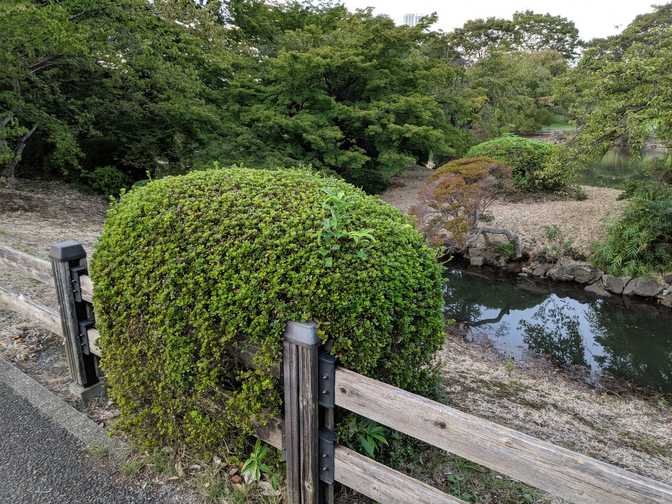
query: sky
341 0 657 41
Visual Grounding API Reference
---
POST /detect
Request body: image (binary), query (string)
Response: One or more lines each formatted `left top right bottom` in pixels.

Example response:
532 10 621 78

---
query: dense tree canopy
463 50 567 137
0 0 237 181
555 4 672 168
0 0 470 193
447 10 581 62
4 1 669 196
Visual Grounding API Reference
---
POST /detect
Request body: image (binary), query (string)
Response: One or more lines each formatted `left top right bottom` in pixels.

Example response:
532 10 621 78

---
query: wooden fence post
49 240 100 396
284 322 320 504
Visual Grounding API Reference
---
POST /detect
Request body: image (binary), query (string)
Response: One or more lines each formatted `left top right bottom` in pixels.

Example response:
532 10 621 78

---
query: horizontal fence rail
334 368 672 504
2 243 672 504
0 245 93 302
0 285 62 336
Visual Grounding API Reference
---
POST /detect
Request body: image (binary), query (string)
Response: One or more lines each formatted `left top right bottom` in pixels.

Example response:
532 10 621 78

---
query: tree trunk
466 226 522 259
2 124 37 190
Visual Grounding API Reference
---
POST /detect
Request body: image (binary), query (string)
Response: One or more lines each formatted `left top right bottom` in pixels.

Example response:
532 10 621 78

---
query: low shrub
592 183 672 276
466 135 563 191
91 167 445 454
82 165 129 196
411 157 513 250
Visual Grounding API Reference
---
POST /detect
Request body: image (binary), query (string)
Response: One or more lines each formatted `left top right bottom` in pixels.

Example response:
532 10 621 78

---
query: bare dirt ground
1 180 107 403
380 166 626 256
439 334 672 485
1 178 671 492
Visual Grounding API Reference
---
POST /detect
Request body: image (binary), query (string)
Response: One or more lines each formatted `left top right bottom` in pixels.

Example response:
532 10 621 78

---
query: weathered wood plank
334 446 465 504
87 328 101 357
79 274 93 303
0 286 62 336
334 368 672 504
0 244 94 302
0 245 52 285
252 418 462 504
298 339 319 504
283 338 301 504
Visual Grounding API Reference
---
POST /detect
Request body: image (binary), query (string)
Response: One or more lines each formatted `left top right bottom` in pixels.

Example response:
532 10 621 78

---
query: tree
410 157 520 256
1 1 471 193
555 3 672 169
227 10 470 192
463 50 568 137
447 11 581 63
0 0 239 182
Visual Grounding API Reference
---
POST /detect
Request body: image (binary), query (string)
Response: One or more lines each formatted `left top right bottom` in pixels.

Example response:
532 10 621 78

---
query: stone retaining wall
466 248 672 308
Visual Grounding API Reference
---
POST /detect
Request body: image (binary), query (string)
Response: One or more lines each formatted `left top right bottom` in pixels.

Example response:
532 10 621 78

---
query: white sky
341 0 657 41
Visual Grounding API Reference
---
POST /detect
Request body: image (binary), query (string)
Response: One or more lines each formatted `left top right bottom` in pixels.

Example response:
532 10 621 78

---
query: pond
444 268 672 394
577 147 667 189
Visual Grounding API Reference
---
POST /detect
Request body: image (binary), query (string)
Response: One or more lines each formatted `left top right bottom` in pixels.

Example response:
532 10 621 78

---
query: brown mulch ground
380 167 626 256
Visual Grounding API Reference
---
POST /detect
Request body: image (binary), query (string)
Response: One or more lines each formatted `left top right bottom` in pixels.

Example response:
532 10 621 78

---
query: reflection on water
445 269 672 393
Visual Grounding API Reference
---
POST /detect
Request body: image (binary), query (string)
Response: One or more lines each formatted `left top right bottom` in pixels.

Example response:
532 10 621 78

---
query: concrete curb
0 357 130 461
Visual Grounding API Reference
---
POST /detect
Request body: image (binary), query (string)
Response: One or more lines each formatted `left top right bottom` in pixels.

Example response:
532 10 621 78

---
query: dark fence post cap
284 321 319 346
49 240 87 261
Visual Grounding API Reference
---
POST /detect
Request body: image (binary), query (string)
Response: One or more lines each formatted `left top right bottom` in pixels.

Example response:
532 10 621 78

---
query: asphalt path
0 381 166 504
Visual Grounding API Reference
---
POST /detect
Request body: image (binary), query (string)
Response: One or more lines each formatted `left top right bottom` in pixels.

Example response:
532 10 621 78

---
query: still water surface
445 268 672 393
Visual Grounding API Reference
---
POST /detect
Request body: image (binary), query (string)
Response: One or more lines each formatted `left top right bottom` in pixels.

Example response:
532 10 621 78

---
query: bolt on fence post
284 322 320 504
49 240 99 390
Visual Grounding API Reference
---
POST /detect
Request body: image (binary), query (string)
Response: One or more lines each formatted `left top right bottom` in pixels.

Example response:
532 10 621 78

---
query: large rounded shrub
466 135 562 191
91 167 444 453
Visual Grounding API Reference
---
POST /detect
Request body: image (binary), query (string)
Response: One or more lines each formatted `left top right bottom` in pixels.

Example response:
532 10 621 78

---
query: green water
445 268 672 393
577 149 665 189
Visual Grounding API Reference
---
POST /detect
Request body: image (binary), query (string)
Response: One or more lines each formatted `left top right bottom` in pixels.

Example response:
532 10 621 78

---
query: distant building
402 13 422 27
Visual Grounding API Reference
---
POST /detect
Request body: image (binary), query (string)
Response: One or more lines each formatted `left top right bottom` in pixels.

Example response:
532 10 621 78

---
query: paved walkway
0 359 195 504
0 381 162 504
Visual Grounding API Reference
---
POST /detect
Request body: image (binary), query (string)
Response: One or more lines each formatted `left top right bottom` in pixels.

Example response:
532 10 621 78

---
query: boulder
585 281 611 297
470 255 485 267
601 275 630 295
546 259 576 282
503 262 523 274
663 273 672 285
531 263 552 278
623 277 663 298
658 292 672 308
570 263 602 284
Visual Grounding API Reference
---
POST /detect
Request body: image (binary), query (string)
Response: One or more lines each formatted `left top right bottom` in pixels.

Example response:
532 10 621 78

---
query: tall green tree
227 10 470 191
464 50 567 137
448 11 581 63
0 0 238 182
555 3 672 168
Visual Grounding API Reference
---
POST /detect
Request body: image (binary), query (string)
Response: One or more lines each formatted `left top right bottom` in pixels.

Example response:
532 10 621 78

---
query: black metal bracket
318 430 336 484
318 352 335 408
78 319 94 355
70 264 87 303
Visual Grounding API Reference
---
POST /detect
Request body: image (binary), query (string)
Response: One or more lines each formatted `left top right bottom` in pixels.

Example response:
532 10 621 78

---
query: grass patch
86 442 110 460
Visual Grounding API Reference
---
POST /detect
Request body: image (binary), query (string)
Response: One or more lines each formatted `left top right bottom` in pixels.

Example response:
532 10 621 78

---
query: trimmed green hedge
466 135 563 191
91 167 445 453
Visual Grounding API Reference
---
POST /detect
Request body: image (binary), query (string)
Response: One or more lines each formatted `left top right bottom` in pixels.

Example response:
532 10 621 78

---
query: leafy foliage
91 167 445 454
463 51 568 138
592 183 672 276
241 440 277 486
410 157 513 249
227 10 469 192
447 11 581 62
555 4 672 171
0 1 468 193
340 416 389 458
81 166 129 197
466 135 564 191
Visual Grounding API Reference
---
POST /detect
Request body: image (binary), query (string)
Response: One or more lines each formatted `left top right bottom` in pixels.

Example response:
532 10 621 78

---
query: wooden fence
1 242 672 504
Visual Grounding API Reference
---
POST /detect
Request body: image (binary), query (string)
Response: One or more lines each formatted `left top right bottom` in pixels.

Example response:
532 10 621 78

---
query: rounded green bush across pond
91 167 445 453
466 135 562 191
